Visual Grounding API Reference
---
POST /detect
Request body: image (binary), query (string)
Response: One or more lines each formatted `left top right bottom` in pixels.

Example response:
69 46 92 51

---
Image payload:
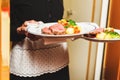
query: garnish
58 19 81 34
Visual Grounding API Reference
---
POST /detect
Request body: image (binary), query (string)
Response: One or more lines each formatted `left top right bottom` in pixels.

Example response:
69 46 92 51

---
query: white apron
10 37 69 77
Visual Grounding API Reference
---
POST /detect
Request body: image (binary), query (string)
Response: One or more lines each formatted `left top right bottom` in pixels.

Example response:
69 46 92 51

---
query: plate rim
27 22 99 38
82 28 120 42
83 36 120 42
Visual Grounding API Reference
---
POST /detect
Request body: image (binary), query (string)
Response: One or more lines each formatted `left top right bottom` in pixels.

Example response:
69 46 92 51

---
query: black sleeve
60 0 63 4
48 0 64 22
10 0 64 42
10 0 26 42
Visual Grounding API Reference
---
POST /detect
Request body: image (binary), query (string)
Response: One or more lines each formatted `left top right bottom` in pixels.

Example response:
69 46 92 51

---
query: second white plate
82 29 120 42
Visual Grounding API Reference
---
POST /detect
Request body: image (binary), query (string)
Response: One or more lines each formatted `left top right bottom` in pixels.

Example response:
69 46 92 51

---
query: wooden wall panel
1 0 10 80
104 0 120 80
0 0 2 79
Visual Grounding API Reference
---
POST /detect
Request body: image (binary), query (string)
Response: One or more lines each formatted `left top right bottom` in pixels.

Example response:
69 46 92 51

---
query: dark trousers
10 66 70 80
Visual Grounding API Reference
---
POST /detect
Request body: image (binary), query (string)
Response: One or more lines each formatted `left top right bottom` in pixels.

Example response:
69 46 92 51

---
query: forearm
43 37 67 45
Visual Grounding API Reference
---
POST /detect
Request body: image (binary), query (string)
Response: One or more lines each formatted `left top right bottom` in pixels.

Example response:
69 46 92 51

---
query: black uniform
10 0 64 41
10 0 69 80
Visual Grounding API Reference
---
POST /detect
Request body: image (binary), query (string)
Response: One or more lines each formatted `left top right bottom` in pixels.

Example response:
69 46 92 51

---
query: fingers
17 26 27 34
25 32 42 41
17 20 38 34
71 36 82 41
17 20 43 41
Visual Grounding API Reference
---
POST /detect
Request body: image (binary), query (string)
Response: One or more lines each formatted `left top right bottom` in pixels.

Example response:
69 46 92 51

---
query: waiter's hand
17 20 42 41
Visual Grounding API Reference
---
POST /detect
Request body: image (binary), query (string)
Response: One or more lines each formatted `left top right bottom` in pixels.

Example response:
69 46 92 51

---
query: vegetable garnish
96 27 120 39
58 19 81 34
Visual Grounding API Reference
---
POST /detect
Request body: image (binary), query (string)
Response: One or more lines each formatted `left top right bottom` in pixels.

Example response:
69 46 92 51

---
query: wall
63 0 102 80
0 0 2 79
103 0 120 80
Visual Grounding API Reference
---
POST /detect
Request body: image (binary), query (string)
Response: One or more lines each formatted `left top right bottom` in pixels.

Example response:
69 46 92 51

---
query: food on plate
41 19 81 35
89 28 104 34
58 19 81 34
41 27 53 35
42 23 65 35
65 27 74 34
88 27 120 39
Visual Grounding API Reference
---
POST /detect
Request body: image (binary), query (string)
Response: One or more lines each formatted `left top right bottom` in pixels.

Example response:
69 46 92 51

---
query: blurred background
0 0 120 80
0 0 10 80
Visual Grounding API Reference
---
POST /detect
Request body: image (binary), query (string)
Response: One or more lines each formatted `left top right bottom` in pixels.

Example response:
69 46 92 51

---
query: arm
43 37 67 45
17 20 76 45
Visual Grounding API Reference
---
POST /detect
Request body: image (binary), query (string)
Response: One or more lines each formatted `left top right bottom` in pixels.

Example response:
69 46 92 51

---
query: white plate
82 29 120 42
27 22 99 38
